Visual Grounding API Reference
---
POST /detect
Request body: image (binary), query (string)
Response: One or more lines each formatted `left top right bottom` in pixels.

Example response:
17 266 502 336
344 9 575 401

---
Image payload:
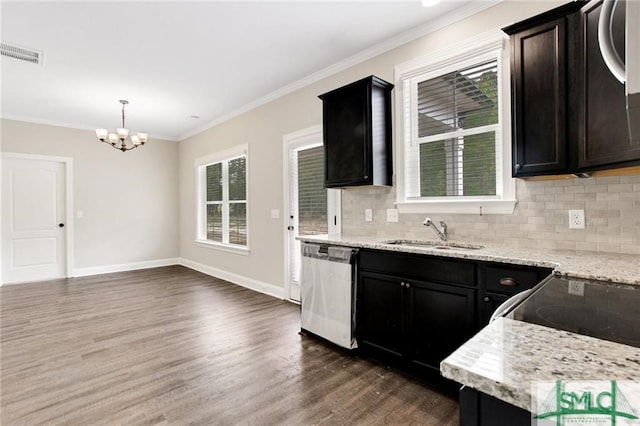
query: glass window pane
417 59 498 138
463 132 496 196
420 141 447 197
297 146 327 235
206 204 222 241
206 163 222 202
419 131 496 197
229 157 247 201
229 202 247 246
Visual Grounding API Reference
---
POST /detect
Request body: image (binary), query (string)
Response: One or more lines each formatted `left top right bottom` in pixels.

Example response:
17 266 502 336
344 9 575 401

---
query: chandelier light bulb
95 128 108 141
95 99 149 152
116 127 129 140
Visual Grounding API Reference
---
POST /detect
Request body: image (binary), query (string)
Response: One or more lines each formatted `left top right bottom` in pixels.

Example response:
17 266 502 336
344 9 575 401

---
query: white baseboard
178 257 284 300
72 258 180 277
14 258 285 301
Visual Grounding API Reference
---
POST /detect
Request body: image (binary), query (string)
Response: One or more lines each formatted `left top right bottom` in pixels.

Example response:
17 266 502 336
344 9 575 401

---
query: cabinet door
357 271 404 359
322 82 371 187
407 280 476 371
579 0 640 169
511 18 569 176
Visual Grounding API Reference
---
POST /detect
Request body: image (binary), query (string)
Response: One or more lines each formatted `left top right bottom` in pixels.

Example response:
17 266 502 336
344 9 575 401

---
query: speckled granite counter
297 234 640 285
440 318 640 411
299 233 640 411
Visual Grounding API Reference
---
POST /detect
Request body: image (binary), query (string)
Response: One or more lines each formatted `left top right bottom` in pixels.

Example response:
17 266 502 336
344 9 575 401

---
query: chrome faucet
423 217 448 241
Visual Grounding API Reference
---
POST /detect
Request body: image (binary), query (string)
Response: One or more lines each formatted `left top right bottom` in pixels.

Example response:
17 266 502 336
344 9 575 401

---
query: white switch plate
568 209 585 229
365 209 373 222
270 209 280 219
386 209 399 223
568 280 585 296
76 210 84 218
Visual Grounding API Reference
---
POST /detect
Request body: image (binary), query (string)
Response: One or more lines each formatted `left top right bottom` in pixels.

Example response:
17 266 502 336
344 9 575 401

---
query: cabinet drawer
484 265 541 295
359 250 476 287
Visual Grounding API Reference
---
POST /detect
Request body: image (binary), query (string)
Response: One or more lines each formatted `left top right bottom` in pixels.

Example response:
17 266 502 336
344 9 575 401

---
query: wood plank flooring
1 266 458 425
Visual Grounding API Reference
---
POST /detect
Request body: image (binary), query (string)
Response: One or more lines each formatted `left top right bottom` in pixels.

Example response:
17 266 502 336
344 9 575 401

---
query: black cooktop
507 275 640 348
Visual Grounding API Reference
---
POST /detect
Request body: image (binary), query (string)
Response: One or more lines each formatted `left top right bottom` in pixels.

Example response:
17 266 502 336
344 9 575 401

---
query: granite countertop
298 233 640 411
297 234 640 285
440 318 640 411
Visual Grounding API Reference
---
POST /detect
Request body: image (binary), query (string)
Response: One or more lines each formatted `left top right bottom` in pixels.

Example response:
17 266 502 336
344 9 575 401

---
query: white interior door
284 127 340 302
1 156 68 284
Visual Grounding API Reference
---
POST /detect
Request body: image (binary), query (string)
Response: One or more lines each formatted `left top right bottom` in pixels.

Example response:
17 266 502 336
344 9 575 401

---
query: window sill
396 199 517 215
195 239 250 256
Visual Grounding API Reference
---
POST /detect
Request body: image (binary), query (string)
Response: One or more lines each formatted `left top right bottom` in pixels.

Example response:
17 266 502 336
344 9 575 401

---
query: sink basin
380 239 484 250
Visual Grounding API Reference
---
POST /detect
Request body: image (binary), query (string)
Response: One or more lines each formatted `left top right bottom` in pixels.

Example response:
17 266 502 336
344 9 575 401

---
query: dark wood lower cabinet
460 386 531 426
355 249 553 397
358 270 476 374
358 272 405 359
408 281 476 372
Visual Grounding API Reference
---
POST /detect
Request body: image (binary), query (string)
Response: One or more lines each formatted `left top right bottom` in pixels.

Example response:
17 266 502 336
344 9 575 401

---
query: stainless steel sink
380 239 484 250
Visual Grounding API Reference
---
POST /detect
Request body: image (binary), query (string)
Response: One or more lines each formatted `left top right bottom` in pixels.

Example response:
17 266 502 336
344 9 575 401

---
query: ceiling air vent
0 42 43 65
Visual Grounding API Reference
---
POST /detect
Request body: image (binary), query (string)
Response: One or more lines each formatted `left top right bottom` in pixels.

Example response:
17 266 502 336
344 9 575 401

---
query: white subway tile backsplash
341 175 640 255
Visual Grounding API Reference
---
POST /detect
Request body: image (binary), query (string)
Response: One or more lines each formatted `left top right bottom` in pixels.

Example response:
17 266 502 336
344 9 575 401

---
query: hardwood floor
1 266 458 425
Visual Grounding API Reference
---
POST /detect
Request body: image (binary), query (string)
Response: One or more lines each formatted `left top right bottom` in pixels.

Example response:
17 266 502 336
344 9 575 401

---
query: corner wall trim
72 258 180 278
178 257 284 300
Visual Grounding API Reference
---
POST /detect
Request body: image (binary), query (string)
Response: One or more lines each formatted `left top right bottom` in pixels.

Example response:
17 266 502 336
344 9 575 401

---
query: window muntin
198 148 248 250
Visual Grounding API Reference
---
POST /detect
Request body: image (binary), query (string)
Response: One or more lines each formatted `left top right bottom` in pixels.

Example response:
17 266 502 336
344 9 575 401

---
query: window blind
297 146 327 236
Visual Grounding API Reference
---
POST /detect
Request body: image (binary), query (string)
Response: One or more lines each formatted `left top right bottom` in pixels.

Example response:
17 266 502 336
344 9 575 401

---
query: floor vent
1 42 43 65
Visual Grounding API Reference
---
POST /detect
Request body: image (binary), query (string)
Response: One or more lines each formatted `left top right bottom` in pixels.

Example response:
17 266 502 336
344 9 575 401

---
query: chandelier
95 100 148 152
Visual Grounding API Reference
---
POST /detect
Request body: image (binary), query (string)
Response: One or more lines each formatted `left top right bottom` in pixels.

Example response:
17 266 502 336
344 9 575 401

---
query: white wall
178 1 567 293
1 119 180 274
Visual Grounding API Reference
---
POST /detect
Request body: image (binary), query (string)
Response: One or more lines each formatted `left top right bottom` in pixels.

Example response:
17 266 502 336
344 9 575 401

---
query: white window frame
394 30 516 215
195 144 249 255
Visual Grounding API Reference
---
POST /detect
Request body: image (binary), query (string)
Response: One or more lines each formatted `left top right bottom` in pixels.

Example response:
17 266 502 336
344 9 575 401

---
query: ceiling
1 1 495 141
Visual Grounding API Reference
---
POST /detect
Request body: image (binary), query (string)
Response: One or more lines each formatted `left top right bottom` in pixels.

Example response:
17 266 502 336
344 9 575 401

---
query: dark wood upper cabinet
319 76 393 188
504 0 640 178
504 2 582 177
579 0 640 169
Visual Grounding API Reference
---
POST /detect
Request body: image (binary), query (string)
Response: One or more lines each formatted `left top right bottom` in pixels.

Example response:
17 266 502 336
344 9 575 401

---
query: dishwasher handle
301 243 356 264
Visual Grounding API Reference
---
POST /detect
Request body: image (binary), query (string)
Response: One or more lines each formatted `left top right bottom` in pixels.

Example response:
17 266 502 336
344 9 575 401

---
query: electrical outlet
568 209 585 229
568 280 585 296
365 209 373 222
386 209 399 223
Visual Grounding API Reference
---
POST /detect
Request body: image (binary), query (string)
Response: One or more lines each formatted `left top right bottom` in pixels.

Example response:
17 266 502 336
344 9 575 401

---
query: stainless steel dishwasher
300 242 358 349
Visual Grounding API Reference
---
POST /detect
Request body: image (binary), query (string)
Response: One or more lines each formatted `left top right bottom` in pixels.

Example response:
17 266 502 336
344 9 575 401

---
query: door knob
58 223 65 228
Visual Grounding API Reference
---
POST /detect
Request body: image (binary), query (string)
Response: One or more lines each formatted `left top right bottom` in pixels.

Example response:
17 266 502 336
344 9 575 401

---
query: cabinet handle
514 164 521 171
405 283 411 288
400 282 405 287
484 296 492 302
499 277 519 287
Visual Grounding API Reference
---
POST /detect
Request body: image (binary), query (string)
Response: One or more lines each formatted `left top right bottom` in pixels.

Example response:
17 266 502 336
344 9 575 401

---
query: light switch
271 209 280 219
365 209 373 222
76 210 84 218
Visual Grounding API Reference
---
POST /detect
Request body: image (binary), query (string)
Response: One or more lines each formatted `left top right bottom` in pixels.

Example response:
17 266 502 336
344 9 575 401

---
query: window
296 146 327 236
396 31 516 214
196 145 248 253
